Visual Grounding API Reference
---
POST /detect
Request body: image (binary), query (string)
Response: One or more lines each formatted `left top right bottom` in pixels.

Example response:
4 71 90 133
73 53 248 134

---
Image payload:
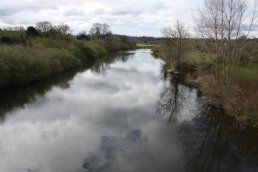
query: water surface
0 49 257 172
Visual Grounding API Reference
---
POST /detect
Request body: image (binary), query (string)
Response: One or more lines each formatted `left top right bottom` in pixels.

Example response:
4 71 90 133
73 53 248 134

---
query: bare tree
36 21 53 36
89 23 111 37
196 0 257 80
162 20 190 71
156 66 181 123
102 23 111 35
56 24 71 35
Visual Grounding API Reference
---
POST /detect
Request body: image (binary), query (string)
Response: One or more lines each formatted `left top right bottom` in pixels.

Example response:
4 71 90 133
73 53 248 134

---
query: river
0 49 257 172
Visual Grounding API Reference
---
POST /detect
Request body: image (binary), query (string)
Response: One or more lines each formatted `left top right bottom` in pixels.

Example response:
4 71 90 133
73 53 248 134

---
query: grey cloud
111 9 142 16
63 9 85 17
92 8 108 15
0 1 58 16
0 9 16 16
153 1 166 10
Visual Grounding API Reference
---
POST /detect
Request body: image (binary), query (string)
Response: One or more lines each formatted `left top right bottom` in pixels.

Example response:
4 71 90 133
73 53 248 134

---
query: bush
94 36 130 52
1 36 13 44
77 41 108 59
32 37 75 49
26 26 39 38
0 45 80 87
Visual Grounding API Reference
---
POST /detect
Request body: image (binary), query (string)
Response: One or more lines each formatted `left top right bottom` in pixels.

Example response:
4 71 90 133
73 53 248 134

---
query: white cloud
0 0 256 36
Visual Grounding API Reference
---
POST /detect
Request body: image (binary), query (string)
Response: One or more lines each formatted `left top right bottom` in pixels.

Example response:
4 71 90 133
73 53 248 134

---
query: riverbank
152 46 258 127
136 43 156 49
0 34 135 88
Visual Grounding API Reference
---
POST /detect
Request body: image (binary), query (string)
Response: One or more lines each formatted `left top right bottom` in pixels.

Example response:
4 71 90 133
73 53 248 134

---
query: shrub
0 45 80 87
98 36 130 52
26 26 39 38
1 36 13 44
77 41 108 59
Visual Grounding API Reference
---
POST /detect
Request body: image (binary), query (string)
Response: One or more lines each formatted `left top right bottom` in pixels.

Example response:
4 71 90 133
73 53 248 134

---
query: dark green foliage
1 36 13 44
119 35 137 49
77 32 90 40
77 41 108 59
0 46 80 87
98 36 130 52
26 26 39 38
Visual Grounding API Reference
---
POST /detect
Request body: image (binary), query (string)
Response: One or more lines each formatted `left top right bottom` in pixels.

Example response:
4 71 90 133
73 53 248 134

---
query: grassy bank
153 45 258 127
0 23 136 88
136 43 156 49
0 45 80 87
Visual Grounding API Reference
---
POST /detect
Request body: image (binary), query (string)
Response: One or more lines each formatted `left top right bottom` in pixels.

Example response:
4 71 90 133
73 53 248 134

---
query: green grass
230 64 258 83
241 112 258 126
136 44 156 49
33 37 110 59
184 51 214 64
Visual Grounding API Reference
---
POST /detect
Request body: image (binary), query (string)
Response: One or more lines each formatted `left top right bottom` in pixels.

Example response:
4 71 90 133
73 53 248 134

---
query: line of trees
0 22 72 45
0 22 121 46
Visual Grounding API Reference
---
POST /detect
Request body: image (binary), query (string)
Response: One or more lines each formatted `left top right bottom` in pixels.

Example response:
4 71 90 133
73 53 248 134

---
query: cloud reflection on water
1 49 257 172
0 49 185 172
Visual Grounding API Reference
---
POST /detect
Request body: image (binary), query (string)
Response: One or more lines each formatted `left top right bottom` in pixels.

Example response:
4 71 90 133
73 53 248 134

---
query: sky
0 0 256 37
0 0 205 37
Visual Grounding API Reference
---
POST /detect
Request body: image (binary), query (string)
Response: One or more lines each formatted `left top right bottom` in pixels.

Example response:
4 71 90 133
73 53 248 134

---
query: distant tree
77 31 90 40
89 23 111 37
119 35 136 49
47 24 71 39
238 35 248 40
36 21 53 35
12 26 25 31
26 26 39 38
102 23 111 35
35 22 71 39
56 24 71 35
26 26 39 47
90 23 102 36
48 27 60 38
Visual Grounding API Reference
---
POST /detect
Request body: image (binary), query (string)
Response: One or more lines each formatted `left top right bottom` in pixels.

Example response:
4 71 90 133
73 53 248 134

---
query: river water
0 49 257 172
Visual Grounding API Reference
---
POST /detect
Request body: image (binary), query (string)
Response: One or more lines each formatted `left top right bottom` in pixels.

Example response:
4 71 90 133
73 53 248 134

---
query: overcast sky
0 0 256 37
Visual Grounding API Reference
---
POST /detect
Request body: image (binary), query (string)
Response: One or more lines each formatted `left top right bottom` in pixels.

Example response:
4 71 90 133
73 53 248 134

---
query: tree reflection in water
0 50 257 172
156 63 258 172
156 64 183 123
91 52 134 76
0 52 135 123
